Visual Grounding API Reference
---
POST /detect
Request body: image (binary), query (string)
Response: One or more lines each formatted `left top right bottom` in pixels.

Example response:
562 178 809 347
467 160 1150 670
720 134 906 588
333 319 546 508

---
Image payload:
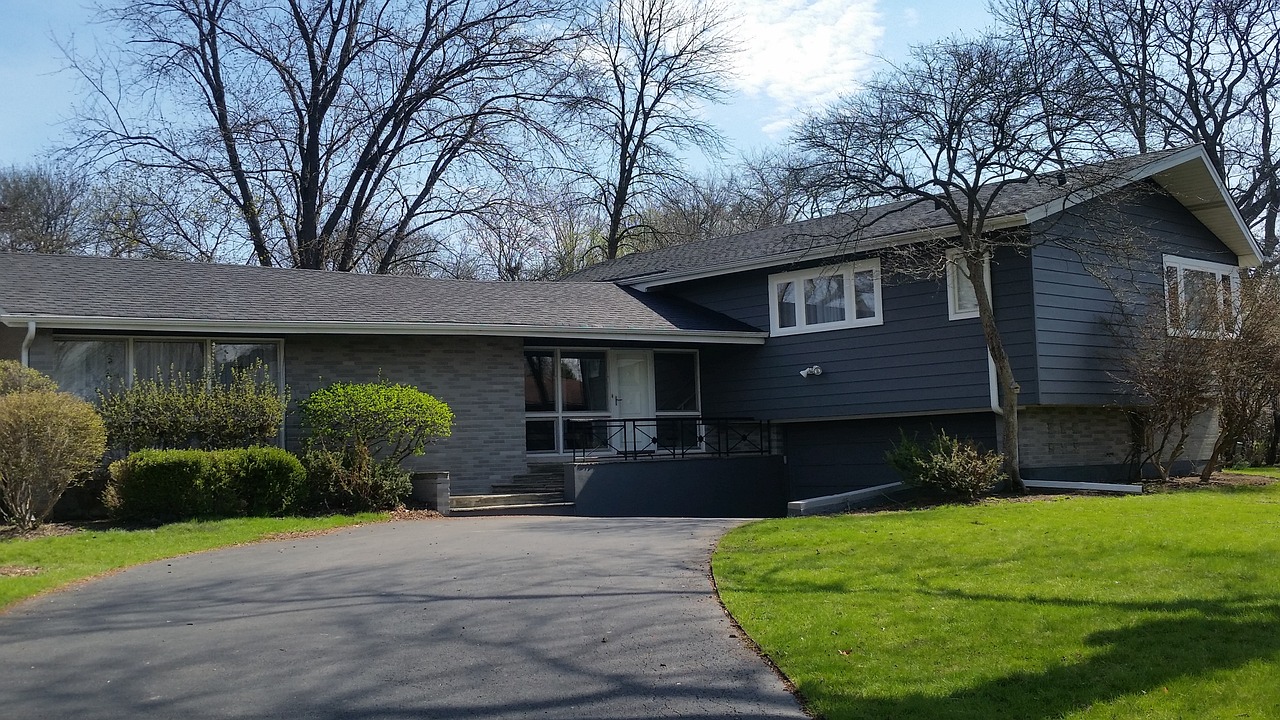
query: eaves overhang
0 314 768 345
625 145 1262 289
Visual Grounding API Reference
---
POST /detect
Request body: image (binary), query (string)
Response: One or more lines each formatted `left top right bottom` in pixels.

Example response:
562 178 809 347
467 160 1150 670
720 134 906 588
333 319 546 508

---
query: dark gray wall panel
1031 187 1239 404
0 325 22 362
570 455 787 517
665 256 1034 420
783 413 998 500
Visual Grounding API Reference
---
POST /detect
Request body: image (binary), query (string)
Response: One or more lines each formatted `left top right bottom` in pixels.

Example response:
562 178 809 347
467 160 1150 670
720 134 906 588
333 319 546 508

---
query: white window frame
767 260 883 337
1162 254 1240 337
946 249 991 321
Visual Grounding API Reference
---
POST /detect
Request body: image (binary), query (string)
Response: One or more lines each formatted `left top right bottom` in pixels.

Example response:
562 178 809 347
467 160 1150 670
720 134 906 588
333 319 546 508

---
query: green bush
0 360 60 396
299 448 412 513
98 362 286 452
300 380 453 463
0 389 107 531
106 447 308 521
886 430 1006 500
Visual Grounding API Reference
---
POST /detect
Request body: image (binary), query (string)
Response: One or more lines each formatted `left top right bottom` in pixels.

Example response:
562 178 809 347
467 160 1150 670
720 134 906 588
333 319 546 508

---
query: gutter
20 320 35 367
0 315 769 346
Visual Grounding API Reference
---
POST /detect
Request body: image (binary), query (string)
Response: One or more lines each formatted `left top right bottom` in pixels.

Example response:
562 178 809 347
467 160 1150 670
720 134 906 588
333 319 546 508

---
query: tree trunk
967 253 1023 491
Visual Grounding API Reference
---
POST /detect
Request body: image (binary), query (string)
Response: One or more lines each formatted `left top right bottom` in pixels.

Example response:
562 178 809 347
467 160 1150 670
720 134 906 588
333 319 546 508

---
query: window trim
767 260 883 337
946 249 991 321
1162 254 1240 337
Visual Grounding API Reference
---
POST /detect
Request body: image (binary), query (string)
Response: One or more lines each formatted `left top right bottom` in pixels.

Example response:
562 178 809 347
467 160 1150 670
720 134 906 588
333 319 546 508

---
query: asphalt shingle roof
0 253 759 336
567 149 1188 283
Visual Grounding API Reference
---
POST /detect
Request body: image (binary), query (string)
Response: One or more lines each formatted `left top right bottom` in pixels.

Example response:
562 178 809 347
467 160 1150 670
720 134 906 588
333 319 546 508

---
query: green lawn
713 484 1280 719
0 514 385 610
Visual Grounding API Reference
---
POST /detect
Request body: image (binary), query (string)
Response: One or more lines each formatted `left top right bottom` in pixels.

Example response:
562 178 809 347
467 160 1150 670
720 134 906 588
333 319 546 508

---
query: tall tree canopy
74 0 575 272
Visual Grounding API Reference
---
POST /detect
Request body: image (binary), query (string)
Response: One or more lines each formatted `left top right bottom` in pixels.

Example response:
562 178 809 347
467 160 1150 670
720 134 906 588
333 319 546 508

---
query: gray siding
1031 187 1239 404
663 253 1035 420
284 334 527 495
783 413 998 499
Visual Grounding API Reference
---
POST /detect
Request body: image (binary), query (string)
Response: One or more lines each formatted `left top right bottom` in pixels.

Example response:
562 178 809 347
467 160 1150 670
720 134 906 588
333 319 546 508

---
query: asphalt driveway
0 516 807 719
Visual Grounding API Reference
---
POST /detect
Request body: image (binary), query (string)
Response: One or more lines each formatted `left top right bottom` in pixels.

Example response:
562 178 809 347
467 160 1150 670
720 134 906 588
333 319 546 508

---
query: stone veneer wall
284 334 527 495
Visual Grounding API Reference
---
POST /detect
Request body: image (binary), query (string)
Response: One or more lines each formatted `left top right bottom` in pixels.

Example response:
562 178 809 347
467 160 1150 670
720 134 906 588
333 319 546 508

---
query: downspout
20 321 36 367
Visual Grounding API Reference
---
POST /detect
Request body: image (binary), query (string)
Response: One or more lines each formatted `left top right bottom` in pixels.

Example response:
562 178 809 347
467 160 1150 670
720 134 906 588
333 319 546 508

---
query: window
1163 255 1239 336
49 337 282 401
946 249 990 321
768 260 882 336
523 348 700 454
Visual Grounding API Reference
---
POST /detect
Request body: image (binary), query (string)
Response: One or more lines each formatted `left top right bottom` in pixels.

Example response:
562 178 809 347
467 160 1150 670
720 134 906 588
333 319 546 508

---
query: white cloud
725 0 883 137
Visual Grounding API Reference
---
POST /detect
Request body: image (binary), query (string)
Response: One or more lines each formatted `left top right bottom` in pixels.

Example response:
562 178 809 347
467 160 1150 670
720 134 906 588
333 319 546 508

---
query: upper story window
768 260 882 336
1163 254 1240 336
946 249 991 321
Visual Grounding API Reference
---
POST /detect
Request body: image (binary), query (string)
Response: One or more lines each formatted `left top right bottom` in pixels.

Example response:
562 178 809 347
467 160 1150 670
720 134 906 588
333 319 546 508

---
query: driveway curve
0 516 806 719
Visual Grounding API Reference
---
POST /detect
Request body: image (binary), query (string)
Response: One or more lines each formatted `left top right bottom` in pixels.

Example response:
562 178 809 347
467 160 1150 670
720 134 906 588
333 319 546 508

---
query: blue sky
0 0 992 168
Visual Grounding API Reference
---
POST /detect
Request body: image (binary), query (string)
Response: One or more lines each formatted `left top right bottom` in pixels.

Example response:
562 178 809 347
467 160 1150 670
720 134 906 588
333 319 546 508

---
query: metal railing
566 417 772 461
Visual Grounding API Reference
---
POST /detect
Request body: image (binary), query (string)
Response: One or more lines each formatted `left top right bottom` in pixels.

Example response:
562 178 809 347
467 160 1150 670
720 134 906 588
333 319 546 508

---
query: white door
609 350 656 453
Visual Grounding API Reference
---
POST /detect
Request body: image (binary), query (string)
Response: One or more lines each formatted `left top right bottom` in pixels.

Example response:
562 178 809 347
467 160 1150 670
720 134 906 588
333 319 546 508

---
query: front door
609 350 656 453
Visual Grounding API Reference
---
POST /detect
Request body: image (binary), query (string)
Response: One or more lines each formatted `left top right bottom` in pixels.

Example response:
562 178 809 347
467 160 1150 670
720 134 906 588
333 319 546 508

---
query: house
0 145 1262 515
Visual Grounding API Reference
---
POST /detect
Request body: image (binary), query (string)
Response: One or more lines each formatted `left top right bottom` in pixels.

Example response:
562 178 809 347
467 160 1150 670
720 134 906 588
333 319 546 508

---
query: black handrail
566 417 772 461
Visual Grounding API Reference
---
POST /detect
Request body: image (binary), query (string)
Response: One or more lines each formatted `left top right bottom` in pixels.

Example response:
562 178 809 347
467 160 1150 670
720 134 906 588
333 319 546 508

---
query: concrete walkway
0 517 807 719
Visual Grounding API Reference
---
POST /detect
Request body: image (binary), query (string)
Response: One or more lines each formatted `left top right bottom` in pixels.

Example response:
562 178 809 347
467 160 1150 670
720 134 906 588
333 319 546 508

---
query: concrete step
450 492 563 510
449 502 576 516
526 462 568 475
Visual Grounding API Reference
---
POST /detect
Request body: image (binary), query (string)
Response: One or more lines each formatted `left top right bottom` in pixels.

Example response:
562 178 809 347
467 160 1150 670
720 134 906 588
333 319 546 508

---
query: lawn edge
0 512 394 615
708 523 820 719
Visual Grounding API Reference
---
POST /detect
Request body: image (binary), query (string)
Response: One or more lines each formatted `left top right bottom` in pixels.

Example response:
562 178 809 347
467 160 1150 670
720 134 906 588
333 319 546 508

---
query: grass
0 513 385 610
713 484 1280 719
1224 465 1280 478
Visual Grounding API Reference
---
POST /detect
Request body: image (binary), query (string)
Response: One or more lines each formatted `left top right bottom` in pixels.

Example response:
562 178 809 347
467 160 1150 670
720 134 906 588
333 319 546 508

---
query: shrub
106 447 308 521
224 447 309 517
98 362 286 452
300 380 453 463
0 360 60 395
886 430 1006 500
0 390 108 531
299 448 412 513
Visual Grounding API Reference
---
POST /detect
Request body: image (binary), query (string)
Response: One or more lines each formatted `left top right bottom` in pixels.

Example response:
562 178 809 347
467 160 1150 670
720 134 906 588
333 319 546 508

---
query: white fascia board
628 215 1027 290
0 315 768 345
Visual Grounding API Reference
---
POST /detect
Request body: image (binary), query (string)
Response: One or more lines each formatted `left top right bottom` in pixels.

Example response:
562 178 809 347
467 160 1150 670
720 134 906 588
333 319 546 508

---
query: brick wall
284 334 528 495
1018 406 1135 469
1019 405 1220 473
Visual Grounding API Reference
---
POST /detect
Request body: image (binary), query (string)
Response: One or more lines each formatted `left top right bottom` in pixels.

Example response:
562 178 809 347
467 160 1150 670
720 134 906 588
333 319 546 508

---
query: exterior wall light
799 365 823 378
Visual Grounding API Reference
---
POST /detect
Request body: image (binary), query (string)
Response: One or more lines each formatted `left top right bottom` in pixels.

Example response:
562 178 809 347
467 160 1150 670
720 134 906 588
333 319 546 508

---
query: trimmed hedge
299 448 412 513
98 362 286 452
106 447 307 521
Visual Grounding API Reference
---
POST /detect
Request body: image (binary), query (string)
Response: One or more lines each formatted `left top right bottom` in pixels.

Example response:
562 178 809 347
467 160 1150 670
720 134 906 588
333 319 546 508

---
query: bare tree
0 165 91 254
1109 294 1217 481
73 0 575 272
569 0 737 259
1198 273 1280 477
996 0 1280 252
794 36 1109 489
